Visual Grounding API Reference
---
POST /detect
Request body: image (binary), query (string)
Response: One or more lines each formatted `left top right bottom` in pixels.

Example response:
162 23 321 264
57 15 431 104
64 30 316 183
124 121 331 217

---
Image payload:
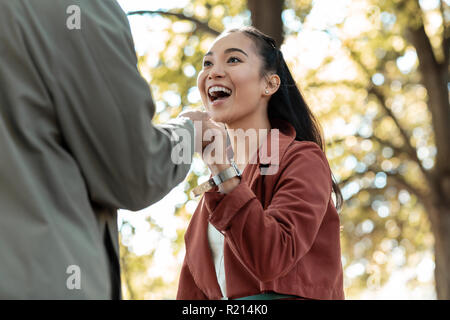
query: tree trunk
427 197 450 299
406 21 450 299
247 0 284 47
406 26 450 176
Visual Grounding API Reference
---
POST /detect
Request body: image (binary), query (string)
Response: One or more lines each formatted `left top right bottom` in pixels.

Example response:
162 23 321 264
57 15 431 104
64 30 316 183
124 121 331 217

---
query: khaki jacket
0 0 194 299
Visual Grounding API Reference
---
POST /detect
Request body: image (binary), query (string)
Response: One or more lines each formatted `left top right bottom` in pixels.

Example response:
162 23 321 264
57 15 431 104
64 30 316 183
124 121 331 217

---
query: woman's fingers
201 119 229 166
178 109 212 154
178 110 228 163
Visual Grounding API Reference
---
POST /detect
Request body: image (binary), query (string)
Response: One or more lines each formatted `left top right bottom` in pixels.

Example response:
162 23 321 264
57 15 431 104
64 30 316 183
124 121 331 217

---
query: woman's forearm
209 163 241 194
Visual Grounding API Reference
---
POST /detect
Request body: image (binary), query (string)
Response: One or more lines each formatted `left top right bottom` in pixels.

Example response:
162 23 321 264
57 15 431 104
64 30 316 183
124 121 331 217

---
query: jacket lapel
255 118 296 176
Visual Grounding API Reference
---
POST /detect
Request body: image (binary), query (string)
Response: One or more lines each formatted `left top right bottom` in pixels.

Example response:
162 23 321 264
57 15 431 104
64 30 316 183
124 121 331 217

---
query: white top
206 162 248 300
207 222 228 299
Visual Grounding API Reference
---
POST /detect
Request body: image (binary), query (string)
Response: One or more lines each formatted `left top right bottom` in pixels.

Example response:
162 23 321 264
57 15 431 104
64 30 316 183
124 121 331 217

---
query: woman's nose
208 64 225 79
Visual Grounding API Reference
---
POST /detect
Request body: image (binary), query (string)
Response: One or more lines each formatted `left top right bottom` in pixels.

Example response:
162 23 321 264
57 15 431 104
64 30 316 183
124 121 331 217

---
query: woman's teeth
208 86 232 101
208 86 231 95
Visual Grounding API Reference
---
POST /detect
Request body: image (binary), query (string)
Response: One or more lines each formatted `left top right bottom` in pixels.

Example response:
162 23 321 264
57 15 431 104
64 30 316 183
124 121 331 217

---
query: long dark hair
226 26 343 211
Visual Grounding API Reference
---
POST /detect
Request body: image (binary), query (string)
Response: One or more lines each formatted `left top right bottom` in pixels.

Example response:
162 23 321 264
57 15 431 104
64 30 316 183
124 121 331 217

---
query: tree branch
387 171 429 206
343 186 384 204
326 137 345 148
368 87 413 155
406 23 439 70
309 59 418 166
308 80 366 90
369 85 433 182
439 0 450 66
342 46 426 177
339 164 427 206
328 131 407 158
338 170 370 187
311 80 424 173
127 10 221 36
363 132 406 156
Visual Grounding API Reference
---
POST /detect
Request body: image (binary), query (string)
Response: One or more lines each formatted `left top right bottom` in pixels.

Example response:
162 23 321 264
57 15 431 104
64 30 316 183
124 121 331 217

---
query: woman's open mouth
208 86 232 104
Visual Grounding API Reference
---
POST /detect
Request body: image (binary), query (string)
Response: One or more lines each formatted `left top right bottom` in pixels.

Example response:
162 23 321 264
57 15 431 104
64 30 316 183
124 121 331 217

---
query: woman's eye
228 57 241 63
203 60 212 67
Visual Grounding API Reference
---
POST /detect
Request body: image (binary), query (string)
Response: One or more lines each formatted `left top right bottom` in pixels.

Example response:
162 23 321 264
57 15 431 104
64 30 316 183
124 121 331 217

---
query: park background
115 0 450 299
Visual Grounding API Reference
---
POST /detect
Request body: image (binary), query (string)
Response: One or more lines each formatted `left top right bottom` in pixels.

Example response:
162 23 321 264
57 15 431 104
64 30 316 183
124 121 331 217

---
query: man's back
0 0 194 299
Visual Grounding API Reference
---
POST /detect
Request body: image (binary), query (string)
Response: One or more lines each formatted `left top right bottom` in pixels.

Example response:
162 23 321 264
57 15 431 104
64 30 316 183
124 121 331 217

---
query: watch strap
192 161 241 197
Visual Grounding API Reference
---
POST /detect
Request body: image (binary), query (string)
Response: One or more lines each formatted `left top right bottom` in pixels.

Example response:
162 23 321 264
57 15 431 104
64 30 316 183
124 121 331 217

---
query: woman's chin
208 110 230 124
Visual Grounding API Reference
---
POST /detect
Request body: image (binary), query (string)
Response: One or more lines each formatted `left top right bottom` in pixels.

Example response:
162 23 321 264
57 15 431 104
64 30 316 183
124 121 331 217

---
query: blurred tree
247 0 284 45
122 0 449 299
314 0 449 299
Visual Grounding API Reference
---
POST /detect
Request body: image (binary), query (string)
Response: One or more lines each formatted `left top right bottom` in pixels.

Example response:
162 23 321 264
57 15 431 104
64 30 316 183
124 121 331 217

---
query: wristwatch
191 161 241 197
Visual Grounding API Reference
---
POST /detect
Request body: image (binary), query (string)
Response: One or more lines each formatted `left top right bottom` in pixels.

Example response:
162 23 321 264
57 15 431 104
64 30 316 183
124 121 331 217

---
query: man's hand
178 109 210 154
178 109 227 160
179 109 238 193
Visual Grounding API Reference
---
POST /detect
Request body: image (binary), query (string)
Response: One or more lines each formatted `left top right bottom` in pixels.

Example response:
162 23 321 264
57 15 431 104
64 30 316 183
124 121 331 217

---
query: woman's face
197 32 268 125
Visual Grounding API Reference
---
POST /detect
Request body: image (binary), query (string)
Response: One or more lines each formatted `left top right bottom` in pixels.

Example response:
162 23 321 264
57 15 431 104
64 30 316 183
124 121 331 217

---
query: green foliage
120 0 448 299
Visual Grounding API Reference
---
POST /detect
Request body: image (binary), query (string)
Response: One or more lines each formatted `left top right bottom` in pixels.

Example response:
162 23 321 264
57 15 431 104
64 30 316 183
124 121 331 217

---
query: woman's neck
225 114 271 170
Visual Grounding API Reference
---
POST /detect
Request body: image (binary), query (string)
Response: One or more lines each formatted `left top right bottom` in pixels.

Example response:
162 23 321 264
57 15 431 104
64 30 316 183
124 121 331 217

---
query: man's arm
50 0 194 210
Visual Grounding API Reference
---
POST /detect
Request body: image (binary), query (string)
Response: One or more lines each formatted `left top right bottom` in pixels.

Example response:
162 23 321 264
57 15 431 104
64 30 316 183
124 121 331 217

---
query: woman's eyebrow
205 48 248 57
224 48 248 56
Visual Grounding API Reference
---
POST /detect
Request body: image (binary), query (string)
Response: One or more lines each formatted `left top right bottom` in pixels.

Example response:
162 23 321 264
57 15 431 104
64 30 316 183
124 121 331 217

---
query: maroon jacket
177 119 344 300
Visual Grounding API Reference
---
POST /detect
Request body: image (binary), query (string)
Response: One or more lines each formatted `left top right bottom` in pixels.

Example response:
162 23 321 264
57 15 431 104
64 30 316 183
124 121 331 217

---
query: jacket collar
254 118 296 175
183 118 297 299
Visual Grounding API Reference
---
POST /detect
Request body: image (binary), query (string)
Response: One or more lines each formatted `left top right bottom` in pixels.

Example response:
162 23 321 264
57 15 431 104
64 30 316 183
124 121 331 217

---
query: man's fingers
202 111 211 120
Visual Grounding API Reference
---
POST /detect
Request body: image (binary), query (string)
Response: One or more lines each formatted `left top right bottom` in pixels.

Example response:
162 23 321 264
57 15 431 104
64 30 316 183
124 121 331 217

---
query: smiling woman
197 31 276 128
177 26 344 300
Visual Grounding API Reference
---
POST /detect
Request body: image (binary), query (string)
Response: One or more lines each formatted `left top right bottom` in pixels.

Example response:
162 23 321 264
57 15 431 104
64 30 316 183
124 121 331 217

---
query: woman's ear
264 74 281 95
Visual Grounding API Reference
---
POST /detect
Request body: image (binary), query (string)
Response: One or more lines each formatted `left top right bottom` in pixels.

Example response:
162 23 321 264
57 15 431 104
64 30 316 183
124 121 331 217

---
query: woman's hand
178 109 213 154
179 109 238 193
200 120 239 194
200 118 228 168
179 109 227 159
178 109 230 167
